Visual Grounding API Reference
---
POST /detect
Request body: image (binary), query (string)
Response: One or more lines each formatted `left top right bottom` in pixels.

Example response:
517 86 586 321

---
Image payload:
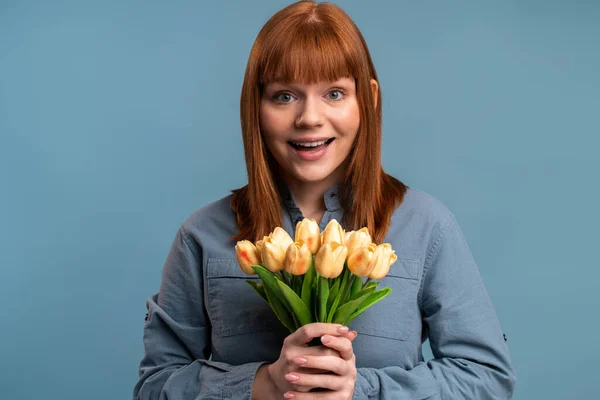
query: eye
326 89 345 101
274 92 294 103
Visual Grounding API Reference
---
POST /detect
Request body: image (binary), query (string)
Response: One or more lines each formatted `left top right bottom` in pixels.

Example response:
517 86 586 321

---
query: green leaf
252 265 296 332
350 275 363 299
332 291 371 324
277 280 313 326
327 279 341 309
264 283 296 333
318 275 329 322
246 280 267 303
327 268 350 323
349 285 376 301
344 287 392 325
341 271 354 304
301 260 315 311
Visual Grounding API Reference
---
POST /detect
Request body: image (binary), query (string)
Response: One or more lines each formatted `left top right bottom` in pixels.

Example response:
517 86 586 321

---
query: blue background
1 0 598 399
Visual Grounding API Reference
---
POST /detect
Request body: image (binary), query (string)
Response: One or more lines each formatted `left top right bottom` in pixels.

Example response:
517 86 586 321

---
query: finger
341 330 358 342
293 355 347 375
320 335 354 361
296 345 341 358
284 371 347 391
286 323 351 346
284 390 337 399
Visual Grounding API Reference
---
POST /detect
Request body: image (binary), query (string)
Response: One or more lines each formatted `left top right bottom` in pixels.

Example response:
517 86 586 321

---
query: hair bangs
259 21 356 85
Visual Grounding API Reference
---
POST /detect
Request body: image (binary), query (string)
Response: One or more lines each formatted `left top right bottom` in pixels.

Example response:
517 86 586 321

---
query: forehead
258 23 359 86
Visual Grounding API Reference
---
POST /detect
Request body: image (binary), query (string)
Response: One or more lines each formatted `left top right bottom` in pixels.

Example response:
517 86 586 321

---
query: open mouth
288 138 335 152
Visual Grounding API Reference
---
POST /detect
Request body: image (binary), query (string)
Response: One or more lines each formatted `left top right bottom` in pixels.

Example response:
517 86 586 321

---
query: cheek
331 102 361 136
260 107 293 141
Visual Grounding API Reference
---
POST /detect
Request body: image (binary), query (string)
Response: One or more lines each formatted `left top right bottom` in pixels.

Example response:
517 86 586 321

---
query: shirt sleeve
133 227 266 400
352 214 517 400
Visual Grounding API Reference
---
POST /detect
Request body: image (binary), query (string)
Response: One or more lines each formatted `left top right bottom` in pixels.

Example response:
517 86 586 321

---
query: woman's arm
133 227 267 400
352 214 517 400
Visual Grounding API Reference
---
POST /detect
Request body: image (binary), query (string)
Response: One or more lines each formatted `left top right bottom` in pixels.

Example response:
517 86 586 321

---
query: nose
295 96 324 128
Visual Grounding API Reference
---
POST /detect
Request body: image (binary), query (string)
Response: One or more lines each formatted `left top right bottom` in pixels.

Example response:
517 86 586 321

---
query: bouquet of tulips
235 218 398 333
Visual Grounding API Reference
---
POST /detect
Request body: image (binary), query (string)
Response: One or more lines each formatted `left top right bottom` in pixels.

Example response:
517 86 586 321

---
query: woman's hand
282 330 357 399
266 323 357 397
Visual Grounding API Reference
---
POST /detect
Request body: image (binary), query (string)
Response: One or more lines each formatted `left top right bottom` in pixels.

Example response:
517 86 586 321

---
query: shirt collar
277 180 343 212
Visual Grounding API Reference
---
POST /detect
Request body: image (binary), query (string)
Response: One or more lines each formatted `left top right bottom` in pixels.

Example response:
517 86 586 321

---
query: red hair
231 0 406 243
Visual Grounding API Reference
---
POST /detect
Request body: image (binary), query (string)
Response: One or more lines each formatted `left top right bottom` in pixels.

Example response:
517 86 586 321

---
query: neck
280 173 342 225
287 180 328 224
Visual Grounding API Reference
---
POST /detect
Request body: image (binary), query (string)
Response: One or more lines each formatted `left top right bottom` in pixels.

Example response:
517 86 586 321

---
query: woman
133 1 516 399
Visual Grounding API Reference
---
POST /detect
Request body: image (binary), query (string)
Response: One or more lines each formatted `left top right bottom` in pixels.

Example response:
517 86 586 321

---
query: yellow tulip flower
235 240 261 275
261 236 287 272
294 218 321 254
320 219 345 247
315 242 348 279
368 243 398 280
284 240 312 275
347 243 377 277
270 227 294 252
255 236 268 259
345 227 372 258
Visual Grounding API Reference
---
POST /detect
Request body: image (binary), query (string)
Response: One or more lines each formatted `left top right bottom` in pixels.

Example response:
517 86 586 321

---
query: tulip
320 219 345 247
315 242 348 279
368 243 398 280
270 227 294 252
347 243 377 277
284 240 312 275
255 236 269 259
295 218 321 254
261 236 287 272
235 240 261 275
345 227 372 258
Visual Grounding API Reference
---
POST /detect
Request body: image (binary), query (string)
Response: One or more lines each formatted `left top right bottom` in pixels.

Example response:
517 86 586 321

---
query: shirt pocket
206 258 280 337
350 258 421 341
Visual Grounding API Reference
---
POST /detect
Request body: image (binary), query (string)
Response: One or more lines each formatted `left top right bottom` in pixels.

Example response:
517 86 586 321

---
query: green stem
363 277 372 289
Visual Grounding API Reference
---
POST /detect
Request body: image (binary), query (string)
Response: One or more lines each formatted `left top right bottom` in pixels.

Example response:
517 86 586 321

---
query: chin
289 168 337 184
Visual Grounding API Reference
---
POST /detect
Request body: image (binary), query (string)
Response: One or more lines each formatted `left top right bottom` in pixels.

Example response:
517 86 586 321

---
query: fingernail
285 373 299 381
352 330 358 337
284 392 296 399
321 335 332 344
293 356 307 365
337 326 349 333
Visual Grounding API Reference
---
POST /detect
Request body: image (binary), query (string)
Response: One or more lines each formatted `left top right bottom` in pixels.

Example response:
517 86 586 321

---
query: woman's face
259 77 360 187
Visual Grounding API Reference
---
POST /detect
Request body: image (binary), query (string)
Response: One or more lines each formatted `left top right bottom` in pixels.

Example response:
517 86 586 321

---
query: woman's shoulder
393 187 456 228
177 193 238 242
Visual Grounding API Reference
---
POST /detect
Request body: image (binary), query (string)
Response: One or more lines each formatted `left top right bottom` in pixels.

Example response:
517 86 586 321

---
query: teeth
291 140 327 147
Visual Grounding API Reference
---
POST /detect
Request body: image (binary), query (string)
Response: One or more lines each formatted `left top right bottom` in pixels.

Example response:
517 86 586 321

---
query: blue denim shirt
133 186 516 399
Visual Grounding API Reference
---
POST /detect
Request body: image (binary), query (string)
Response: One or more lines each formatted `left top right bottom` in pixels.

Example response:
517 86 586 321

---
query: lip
288 137 333 144
288 139 333 161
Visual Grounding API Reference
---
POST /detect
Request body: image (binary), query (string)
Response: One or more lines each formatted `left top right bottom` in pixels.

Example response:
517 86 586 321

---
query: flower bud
320 219 345 247
235 240 260 275
261 236 287 272
368 243 398 280
347 243 377 277
294 218 321 254
315 242 348 279
270 227 294 252
284 240 312 275
255 236 268 260
345 227 372 258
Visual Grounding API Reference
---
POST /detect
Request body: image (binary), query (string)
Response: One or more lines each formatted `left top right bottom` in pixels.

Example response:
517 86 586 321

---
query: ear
370 79 379 109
